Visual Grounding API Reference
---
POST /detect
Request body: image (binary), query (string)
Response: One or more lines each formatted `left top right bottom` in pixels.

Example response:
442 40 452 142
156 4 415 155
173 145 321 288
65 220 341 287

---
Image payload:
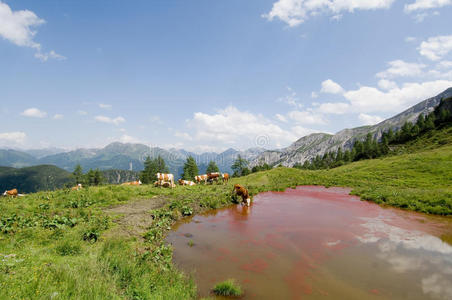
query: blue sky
1 0 452 152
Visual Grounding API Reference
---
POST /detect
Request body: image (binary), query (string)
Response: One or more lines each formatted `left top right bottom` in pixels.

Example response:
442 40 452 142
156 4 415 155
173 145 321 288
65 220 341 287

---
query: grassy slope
0 133 451 299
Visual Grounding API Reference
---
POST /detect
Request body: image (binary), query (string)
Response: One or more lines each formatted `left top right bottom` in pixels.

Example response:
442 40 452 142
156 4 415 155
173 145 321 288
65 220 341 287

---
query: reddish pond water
166 186 452 299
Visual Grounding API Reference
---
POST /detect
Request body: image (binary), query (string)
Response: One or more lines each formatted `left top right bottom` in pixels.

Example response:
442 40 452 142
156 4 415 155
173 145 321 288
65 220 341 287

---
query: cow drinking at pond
232 184 251 206
3 189 18 197
156 173 174 188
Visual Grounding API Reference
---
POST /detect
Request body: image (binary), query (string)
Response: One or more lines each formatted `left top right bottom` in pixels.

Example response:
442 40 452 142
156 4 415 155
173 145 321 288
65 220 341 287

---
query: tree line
295 98 452 171
72 165 105 186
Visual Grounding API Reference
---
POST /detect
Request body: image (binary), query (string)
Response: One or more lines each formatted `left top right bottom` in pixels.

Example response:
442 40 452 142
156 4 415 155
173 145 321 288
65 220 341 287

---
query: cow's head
138 180 142 185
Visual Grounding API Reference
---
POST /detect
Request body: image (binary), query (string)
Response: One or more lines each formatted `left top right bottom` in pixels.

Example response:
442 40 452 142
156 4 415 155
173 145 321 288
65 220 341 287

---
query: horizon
1 1 452 153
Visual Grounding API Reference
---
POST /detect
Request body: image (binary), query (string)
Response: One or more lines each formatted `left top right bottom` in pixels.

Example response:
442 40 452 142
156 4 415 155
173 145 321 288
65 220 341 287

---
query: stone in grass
212 279 243 297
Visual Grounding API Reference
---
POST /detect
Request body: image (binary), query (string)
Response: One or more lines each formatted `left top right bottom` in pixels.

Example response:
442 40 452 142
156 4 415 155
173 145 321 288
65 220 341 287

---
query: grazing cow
3 189 18 197
121 180 142 186
156 173 174 188
195 174 208 184
232 184 251 206
222 173 229 184
71 184 83 191
178 179 196 186
207 172 220 184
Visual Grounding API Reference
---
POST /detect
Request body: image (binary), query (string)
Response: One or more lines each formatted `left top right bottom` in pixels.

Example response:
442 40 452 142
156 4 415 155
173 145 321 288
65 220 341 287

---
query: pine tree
206 161 219 173
182 156 199 180
93 169 104 186
73 164 84 184
416 114 425 132
231 155 248 177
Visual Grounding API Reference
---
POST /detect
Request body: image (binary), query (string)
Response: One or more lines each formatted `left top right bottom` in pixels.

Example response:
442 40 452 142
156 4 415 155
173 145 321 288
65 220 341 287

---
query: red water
166 186 452 299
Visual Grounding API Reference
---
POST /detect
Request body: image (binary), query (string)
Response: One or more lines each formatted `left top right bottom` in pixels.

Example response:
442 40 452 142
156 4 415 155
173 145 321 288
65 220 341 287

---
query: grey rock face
250 87 452 168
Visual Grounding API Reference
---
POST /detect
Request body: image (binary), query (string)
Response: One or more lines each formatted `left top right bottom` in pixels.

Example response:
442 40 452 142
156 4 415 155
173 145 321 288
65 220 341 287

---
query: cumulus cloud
184 106 298 149
317 102 350 114
94 115 126 125
405 0 452 12
376 60 426 78
275 113 288 122
344 80 452 113
53 114 64 120
378 79 398 90
21 107 47 118
419 35 452 61
0 1 64 60
288 110 328 125
320 79 344 94
358 113 384 125
263 0 395 27
0 131 26 146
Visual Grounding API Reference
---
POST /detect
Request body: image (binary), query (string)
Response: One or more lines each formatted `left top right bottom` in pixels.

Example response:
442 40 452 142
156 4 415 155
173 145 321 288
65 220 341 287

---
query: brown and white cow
178 179 196 186
232 184 251 206
207 172 220 184
3 188 18 197
195 174 208 184
71 183 83 191
121 180 142 186
222 173 229 184
156 173 174 188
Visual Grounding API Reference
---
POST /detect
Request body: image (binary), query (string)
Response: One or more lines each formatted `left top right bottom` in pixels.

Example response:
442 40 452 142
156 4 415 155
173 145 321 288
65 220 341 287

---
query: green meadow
0 127 451 299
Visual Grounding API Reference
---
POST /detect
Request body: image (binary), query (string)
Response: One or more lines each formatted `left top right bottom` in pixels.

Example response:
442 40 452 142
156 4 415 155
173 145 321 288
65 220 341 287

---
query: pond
166 186 452 299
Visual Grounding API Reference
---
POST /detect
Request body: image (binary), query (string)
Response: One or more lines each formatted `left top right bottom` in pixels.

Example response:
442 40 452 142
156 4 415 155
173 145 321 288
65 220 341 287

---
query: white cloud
99 103 112 109
21 107 47 118
77 110 88 116
359 113 384 125
0 131 26 146
320 79 344 94
437 60 452 69
378 79 398 90
119 134 141 143
185 106 298 149
278 87 303 108
53 114 63 120
405 36 417 43
405 0 452 12
291 125 318 137
317 102 350 114
263 0 395 27
419 35 452 61
344 80 452 113
174 131 193 141
34 50 66 61
376 60 426 78
94 115 126 125
288 110 327 125
311 91 319 98
275 113 288 122
0 2 64 60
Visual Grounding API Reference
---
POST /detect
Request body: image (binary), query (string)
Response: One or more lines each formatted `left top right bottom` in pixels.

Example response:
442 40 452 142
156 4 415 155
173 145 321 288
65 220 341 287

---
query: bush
212 279 242 297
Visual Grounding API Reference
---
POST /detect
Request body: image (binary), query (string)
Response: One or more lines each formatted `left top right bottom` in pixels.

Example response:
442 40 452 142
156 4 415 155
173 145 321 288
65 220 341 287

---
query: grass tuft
212 279 242 297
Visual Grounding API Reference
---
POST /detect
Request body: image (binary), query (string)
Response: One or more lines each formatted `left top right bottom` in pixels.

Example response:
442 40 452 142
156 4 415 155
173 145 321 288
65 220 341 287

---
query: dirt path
104 196 167 238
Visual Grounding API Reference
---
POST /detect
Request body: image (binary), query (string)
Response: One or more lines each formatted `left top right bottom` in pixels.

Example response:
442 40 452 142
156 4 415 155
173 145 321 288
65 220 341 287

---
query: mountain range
0 143 265 178
1 88 451 175
250 87 452 167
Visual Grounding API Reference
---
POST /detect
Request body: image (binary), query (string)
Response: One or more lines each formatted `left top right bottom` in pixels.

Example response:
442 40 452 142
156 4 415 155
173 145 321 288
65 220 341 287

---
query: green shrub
55 240 82 256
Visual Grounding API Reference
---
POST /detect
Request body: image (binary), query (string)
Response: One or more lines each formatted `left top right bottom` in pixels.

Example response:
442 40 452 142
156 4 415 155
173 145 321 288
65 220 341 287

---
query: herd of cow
2 171 251 206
